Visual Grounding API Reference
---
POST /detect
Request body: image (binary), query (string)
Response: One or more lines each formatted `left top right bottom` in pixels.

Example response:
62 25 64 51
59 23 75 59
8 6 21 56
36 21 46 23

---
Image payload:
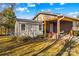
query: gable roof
33 12 79 21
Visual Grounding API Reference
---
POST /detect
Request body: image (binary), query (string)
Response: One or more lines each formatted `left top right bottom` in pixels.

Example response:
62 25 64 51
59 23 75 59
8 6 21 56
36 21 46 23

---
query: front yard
0 36 79 56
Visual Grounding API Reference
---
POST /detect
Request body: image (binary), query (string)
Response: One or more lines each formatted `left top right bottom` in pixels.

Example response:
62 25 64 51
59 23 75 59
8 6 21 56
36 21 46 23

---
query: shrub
11 36 18 42
34 35 44 40
76 32 79 36
38 35 44 38
74 31 79 36
19 36 32 42
11 35 45 43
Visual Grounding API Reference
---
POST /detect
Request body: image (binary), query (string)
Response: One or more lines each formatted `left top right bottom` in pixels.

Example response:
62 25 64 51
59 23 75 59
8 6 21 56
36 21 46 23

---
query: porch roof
33 13 79 22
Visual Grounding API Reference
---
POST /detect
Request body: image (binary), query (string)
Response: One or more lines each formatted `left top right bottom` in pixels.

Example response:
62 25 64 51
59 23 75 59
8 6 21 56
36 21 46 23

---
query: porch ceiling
47 17 79 22
62 17 79 22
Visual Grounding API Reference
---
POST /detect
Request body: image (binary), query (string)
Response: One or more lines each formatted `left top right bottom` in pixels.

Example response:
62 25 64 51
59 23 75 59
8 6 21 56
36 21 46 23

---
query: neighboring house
33 13 79 37
15 19 43 37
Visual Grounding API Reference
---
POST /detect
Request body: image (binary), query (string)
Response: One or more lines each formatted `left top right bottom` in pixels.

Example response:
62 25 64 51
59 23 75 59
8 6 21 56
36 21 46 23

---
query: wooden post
41 15 47 38
57 20 60 39
44 19 46 37
57 16 64 39
1 27 2 35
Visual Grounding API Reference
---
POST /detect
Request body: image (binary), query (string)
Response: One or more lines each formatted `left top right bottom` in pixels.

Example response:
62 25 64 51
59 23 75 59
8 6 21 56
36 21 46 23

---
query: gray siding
15 21 43 37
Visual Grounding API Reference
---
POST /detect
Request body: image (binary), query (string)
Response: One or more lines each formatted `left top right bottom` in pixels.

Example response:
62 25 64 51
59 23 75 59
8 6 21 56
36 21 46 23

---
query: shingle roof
16 18 39 23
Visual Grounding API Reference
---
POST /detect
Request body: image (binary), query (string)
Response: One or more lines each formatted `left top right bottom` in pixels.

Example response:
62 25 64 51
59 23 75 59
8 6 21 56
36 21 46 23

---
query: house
15 19 43 37
15 13 79 38
33 13 79 38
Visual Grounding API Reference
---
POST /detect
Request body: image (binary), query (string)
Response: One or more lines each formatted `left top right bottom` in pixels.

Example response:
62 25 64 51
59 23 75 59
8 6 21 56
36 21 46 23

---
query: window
21 24 25 31
76 22 79 26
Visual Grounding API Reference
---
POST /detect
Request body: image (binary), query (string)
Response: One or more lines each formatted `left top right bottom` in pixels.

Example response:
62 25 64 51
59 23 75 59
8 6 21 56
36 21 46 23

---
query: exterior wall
15 21 43 37
73 21 79 31
45 21 57 33
46 21 55 33
34 14 57 21
15 21 20 36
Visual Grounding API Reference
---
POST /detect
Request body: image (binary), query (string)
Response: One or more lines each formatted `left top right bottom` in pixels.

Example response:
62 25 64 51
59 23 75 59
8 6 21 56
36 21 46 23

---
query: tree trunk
68 47 71 56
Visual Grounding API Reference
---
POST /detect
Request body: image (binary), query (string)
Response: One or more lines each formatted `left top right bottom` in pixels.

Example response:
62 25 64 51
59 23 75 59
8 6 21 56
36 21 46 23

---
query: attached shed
15 19 43 37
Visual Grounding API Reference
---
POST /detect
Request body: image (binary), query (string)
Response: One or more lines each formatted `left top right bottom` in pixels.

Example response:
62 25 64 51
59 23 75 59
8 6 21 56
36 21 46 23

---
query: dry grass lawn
0 36 79 56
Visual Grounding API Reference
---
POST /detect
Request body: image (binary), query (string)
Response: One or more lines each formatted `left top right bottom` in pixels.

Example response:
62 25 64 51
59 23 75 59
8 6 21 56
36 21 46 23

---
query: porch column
57 20 60 39
57 16 64 39
44 19 46 37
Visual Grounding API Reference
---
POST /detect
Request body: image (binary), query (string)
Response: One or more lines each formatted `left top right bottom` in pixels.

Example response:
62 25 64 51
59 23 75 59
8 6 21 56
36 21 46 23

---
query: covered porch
33 13 79 39
46 20 73 34
43 15 79 39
